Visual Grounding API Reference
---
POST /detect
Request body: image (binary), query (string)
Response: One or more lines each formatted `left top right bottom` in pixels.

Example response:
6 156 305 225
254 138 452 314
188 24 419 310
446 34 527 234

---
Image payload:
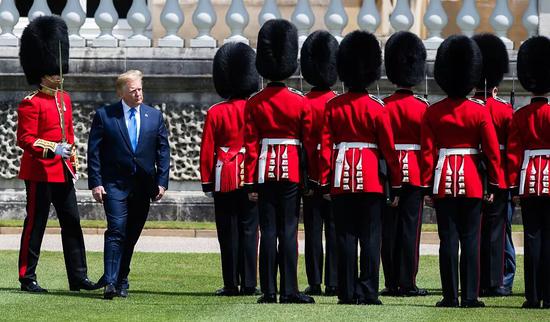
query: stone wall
0 47 527 223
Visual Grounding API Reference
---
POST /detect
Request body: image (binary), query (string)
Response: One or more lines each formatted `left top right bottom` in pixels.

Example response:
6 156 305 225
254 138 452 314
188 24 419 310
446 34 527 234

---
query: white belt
433 148 479 194
215 146 245 192
519 149 550 195
258 138 301 184
395 144 421 151
334 142 378 188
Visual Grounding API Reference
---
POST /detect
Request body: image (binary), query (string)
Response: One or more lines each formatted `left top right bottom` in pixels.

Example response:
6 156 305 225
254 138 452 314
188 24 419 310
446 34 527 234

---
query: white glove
54 143 71 159
204 192 214 198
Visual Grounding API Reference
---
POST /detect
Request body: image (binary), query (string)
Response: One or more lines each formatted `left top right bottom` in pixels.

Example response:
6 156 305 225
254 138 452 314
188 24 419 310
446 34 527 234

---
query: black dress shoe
481 286 511 297
543 302 550 309
117 286 129 298
303 285 322 295
461 299 485 308
380 287 399 296
522 300 541 309
400 287 429 297
104 284 117 300
21 281 48 293
324 286 338 297
337 299 357 305
358 298 383 305
241 287 262 296
279 293 315 304
257 293 277 304
215 287 239 296
435 298 459 307
70 278 101 291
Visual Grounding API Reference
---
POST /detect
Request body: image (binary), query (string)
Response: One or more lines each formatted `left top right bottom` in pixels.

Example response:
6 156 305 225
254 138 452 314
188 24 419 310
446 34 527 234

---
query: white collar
121 99 140 113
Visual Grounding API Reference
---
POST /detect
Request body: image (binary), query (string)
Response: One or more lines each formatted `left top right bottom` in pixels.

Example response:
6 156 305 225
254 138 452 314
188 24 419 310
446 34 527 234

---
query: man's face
121 78 143 107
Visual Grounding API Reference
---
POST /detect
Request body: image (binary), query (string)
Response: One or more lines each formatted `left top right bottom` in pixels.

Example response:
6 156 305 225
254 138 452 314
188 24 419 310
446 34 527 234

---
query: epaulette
23 90 38 101
288 87 304 97
414 95 430 105
468 97 485 106
493 96 509 104
369 94 384 106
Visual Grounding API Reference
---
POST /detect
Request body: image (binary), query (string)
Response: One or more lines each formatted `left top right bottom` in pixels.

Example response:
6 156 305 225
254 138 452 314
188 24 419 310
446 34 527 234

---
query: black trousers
303 191 337 288
381 185 423 291
19 179 88 286
521 197 550 305
434 197 482 301
332 193 383 302
480 189 508 290
258 182 301 296
214 189 259 290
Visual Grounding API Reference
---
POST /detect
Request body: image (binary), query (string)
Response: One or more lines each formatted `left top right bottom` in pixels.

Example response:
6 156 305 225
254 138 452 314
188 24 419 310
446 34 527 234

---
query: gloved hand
54 143 72 159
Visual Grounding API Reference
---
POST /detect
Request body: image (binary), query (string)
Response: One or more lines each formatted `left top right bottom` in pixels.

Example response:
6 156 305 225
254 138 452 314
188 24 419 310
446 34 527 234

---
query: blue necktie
128 108 138 152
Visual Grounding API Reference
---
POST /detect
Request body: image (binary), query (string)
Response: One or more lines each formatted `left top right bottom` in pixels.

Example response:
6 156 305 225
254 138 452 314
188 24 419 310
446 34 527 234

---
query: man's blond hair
116 70 143 95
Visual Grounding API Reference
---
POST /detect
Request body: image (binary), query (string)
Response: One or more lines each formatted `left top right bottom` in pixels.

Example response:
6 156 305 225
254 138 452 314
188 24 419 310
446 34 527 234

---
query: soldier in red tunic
380 31 429 297
507 36 550 309
16 16 97 293
299 30 339 297
200 42 260 296
421 35 503 308
243 19 315 304
471 33 513 297
318 31 402 305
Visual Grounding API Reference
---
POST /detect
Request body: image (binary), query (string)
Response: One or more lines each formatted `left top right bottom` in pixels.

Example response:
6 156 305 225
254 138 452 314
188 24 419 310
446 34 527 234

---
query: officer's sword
58 41 67 144
424 73 428 99
511 70 516 108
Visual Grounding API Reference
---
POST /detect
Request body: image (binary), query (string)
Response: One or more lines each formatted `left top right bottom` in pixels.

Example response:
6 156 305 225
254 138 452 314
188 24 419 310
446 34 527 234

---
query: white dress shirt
122 99 141 142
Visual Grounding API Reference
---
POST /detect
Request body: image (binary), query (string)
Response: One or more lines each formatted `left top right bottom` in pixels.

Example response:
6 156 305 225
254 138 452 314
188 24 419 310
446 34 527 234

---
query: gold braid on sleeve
33 139 57 158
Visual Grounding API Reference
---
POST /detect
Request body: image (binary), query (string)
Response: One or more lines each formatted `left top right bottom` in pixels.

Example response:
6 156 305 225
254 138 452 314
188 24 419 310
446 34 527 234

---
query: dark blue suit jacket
87 101 170 199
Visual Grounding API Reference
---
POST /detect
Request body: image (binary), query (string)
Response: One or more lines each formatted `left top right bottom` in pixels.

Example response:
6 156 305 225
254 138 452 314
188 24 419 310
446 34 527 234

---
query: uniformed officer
200 42 260 296
299 30 339 297
421 35 503 308
381 31 429 297
243 19 315 304
471 33 513 297
318 30 402 305
16 16 98 293
507 36 550 309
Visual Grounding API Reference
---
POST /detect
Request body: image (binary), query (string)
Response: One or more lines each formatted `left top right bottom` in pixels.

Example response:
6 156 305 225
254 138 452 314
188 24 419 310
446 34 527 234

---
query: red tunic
318 91 402 195
243 82 314 188
200 99 247 193
507 97 550 197
420 97 503 198
17 89 76 183
473 93 513 189
303 89 337 185
384 89 429 187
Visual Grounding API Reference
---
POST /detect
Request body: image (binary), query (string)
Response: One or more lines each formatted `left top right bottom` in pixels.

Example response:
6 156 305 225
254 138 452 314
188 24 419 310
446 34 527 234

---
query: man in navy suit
88 70 170 299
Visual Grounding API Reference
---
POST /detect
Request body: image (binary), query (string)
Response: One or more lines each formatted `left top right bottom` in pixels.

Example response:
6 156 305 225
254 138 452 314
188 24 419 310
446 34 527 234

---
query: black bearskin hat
517 36 550 94
20 15 70 86
384 31 426 88
256 19 298 81
472 33 509 89
300 30 338 88
213 42 260 99
337 30 381 89
434 35 482 98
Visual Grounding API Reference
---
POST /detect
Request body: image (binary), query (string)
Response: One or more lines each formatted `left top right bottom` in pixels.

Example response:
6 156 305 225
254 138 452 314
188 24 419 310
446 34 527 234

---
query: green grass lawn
0 251 544 321
0 220 525 232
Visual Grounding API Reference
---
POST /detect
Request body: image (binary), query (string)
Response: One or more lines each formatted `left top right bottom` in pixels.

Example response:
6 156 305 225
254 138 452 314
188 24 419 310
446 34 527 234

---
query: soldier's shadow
0 287 99 299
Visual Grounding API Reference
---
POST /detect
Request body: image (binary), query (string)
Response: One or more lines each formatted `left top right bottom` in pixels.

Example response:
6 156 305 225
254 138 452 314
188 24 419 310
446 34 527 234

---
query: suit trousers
214 189 259 290
434 197 482 302
303 191 337 288
19 177 88 286
332 193 383 302
258 182 300 296
381 185 424 291
103 176 151 287
521 197 550 305
480 189 508 290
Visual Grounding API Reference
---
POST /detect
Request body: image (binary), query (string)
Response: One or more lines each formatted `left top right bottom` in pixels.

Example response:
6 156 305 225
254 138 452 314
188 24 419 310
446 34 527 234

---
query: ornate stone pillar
456 0 480 37
190 0 217 47
0 0 19 46
357 0 380 33
389 0 413 32
92 0 119 47
28 0 51 21
158 0 185 47
423 0 447 49
224 0 250 44
324 0 348 41
126 0 152 47
490 0 514 49
258 0 281 26
62 0 86 47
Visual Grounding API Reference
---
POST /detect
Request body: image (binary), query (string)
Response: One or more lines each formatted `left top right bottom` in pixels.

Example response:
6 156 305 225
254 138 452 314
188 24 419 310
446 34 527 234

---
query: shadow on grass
128 290 215 297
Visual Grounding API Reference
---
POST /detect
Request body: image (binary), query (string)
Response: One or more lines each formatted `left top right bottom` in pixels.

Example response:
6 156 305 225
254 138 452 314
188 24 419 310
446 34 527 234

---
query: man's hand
424 195 434 208
484 193 495 204
248 192 258 202
154 186 166 201
390 196 399 208
55 143 72 159
92 186 107 203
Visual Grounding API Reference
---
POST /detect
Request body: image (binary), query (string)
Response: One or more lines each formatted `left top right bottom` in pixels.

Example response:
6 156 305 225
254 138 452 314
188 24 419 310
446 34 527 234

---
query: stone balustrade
0 0 542 49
